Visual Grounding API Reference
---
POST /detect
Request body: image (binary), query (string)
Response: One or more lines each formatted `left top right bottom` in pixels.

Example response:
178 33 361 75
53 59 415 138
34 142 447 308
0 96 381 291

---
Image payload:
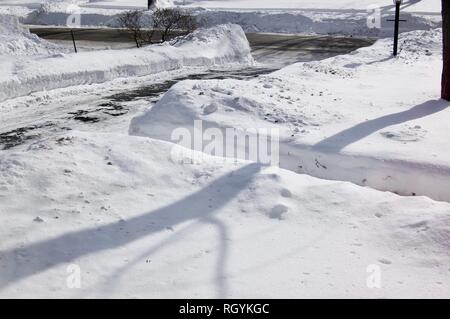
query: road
0 28 374 150
246 33 374 66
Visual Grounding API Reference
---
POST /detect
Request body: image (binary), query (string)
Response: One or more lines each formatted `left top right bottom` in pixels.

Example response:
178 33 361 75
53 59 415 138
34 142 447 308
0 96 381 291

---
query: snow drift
13 0 441 37
193 9 440 37
0 130 449 297
130 28 450 202
0 23 253 102
86 0 174 8
0 14 65 56
181 0 442 12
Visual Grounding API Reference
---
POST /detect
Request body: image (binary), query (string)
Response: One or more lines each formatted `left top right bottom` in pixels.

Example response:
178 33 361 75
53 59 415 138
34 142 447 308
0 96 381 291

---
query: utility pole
442 0 450 100
387 0 406 56
393 0 400 56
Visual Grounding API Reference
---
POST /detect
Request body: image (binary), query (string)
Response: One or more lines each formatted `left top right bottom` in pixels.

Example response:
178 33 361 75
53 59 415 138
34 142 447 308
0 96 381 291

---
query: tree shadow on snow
313 99 449 153
99 215 230 298
0 163 261 296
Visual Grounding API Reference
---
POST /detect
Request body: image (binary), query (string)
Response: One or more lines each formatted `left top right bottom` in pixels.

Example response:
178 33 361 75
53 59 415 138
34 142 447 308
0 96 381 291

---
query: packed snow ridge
0 21 253 102
130 28 450 202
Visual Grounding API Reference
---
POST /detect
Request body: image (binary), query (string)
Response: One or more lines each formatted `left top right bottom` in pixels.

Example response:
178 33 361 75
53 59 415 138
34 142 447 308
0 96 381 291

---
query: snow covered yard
0 2 449 300
130 28 450 203
0 26 449 298
0 131 449 298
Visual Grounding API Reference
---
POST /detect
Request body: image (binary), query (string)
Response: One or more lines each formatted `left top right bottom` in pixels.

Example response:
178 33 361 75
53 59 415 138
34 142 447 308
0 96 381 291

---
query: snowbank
0 14 65 56
84 0 174 9
0 23 253 102
2 0 440 36
193 8 440 37
7 0 439 37
130 28 450 202
182 0 442 12
0 130 449 298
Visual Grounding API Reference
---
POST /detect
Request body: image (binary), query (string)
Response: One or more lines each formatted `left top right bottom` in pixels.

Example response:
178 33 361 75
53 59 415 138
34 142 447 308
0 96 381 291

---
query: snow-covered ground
2 0 439 12
0 0 442 37
182 0 441 12
130 28 450 202
0 19 253 102
1 130 449 298
0 2 449 300
0 14 67 56
183 0 441 36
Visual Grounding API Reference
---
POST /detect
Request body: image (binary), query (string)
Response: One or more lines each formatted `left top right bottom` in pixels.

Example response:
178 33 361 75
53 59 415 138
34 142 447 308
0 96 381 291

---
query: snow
130 28 450 202
0 14 66 56
4 0 439 12
191 8 439 37
0 1 449 299
182 0 441 13
1 0 441 36
84 0 174 9
0 131 449 298
0 23 253 102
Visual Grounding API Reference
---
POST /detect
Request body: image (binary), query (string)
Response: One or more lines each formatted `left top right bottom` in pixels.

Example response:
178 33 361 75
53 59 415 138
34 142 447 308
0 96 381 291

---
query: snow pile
0 4 33 18
0 24 253 102
0 14 65 56
182 0 442 12
191 9 439 37
3 0 438 36
0 130 449 298
183 0 441 37
37 0 89 12
84 0 171 8
130 28 450 202
296 28 442 74
17 0 173 26
86 0 174 8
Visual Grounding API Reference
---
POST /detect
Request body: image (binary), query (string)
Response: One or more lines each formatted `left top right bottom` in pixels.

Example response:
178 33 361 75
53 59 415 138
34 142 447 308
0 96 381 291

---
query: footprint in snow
202 102 218 115
269 204 288 220
378 258 392 265
380 125 426 142
280 188 292 198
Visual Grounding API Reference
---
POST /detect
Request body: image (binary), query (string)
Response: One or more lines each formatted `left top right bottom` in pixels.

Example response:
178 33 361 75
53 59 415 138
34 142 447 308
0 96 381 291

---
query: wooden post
70 29 78 53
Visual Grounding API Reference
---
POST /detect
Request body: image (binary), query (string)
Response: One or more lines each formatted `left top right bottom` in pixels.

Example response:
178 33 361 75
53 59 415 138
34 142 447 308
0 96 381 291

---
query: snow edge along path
130 28 450 203
0 23 254 102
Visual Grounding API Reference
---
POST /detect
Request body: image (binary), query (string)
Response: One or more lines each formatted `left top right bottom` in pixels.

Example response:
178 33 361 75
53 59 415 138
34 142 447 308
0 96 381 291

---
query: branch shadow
99 216 229 298
204 216 229 298
312 99 449 153
0 163 261 292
